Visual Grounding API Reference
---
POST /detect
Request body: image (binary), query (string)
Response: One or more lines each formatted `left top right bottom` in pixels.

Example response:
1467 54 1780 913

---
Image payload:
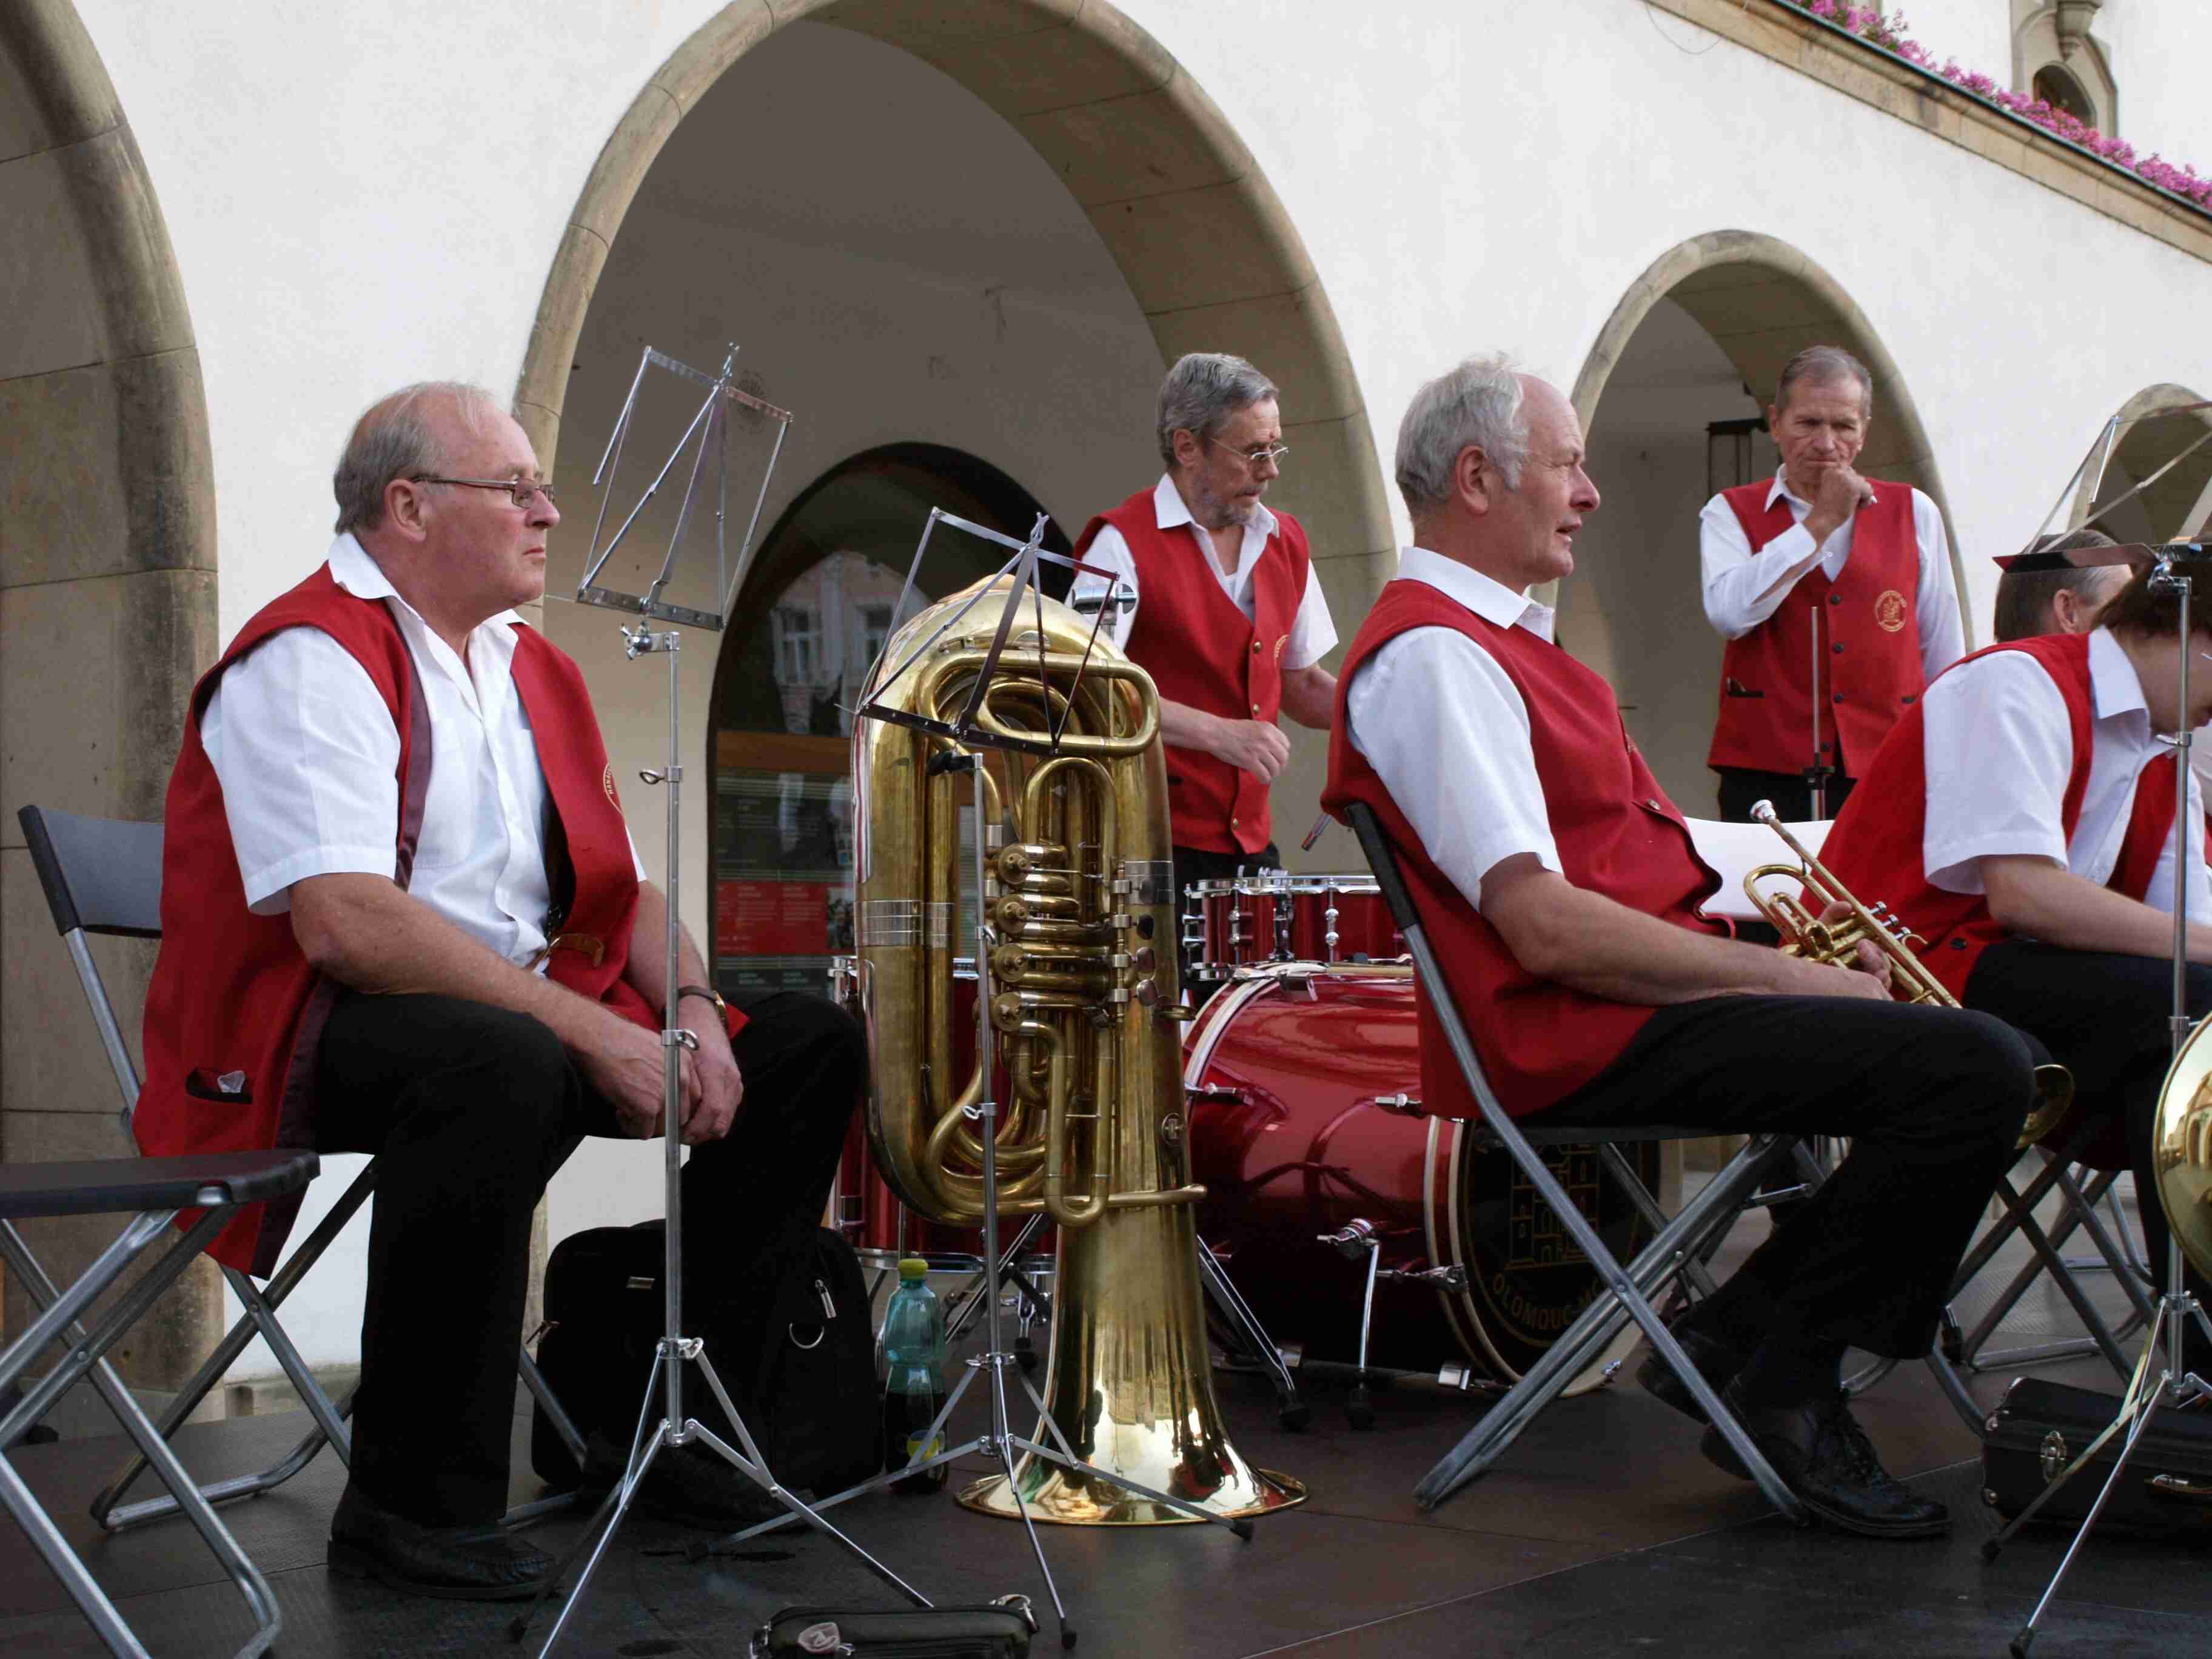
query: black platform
5 1234 2209 1657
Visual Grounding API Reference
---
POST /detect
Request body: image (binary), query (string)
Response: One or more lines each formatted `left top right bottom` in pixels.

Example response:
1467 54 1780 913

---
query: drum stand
1984 554 2212 1658
692 755 1255 1652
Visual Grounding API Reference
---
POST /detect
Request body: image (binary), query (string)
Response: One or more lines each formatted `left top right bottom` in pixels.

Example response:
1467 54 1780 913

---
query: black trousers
313 988 862 1526
1714 766 1856 825
1963 942 2212 1353
1527 994 2039 1358
1171 840 1281 910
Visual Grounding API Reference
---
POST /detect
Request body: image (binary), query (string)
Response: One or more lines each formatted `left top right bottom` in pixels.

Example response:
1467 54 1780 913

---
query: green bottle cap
899 1257 928 1279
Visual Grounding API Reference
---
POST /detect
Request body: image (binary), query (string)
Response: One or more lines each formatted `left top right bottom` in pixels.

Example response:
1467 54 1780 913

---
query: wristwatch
675 984 728 1020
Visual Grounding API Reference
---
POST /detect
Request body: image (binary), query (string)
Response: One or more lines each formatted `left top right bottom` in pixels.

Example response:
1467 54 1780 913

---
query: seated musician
1321 355 2045 1538
1817 554 2212 1375
1991 528 2127 643
134 384 861 1599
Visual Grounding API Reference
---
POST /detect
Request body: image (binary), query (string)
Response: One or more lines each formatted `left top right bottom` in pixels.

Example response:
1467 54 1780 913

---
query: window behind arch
706 444 1068 995
2032 62 2096 126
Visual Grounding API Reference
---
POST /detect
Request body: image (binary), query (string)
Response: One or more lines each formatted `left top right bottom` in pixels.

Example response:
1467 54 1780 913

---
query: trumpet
1743 800 2072 1147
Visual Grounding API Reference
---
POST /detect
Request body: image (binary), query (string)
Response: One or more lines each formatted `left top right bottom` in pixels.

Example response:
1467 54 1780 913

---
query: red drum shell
1182 964 1658 1384
1281 877 1403 966
1184 878 1279 979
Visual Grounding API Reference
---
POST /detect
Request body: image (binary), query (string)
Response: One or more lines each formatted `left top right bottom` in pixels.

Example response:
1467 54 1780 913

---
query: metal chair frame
1339 804 1808 1522
1 1149 318 1658
17 805 587 1535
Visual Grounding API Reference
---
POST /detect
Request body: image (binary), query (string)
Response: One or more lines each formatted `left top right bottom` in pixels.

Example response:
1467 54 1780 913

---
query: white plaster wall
1885 0 2011 73
59 0 2212 1375
2099 3 2212 167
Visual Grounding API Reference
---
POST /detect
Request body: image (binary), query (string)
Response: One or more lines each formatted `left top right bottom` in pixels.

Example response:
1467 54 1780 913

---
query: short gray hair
1395 354 1527 515
333 381 506 534
1157 352 1278 469
1774 345 1874 418
1992 527 2122 643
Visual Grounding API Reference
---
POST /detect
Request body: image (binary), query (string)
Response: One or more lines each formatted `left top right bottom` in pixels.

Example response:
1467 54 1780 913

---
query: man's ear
1170 427 1202 471
1455 445 1493 517
382 477 434 542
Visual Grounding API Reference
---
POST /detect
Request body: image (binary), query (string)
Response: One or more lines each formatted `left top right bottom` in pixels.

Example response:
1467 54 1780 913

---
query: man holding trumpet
1817 556 2212 1375
1324 355 2044 1538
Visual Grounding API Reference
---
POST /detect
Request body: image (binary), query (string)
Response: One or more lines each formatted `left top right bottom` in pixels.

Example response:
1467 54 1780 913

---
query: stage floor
5 1218 2208 1658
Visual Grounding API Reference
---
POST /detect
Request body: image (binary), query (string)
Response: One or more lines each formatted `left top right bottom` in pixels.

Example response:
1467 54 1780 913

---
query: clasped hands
577 1009 745 1145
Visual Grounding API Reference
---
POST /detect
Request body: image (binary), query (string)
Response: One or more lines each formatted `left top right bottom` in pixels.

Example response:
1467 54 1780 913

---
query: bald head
333 381 509 534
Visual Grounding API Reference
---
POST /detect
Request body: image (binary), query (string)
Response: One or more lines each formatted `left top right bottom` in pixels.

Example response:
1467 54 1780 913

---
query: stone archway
2069 383 2212 542
0 0 216 1387
1561 230 1957 815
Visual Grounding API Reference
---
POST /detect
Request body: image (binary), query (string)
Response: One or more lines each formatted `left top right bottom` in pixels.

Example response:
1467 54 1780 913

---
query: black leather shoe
580 1432 800 1532
329 1483 555 1601
1699 1382 1949 1539
1635 1324 1747 1426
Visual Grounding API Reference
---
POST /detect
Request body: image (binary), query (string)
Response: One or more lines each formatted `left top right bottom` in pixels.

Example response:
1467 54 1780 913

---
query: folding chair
17 805 587 1535
1684 814 2156 1426
2 1148 317 1657
1341 805 1807 1521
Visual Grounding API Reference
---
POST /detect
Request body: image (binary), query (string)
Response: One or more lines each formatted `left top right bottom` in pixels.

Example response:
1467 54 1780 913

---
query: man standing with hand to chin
1069 354 1337 903
135 383 861 1600
1702 345 1964 821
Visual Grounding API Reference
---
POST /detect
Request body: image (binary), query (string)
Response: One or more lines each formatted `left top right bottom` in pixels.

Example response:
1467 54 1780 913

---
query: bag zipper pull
816 1277 836 1321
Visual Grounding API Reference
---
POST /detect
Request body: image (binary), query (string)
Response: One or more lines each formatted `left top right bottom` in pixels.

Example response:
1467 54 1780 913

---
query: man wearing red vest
1702 346 1965 822
1817 569 2212 1371
1068 353 1337 902
1323 355 2042 1538
136 384 861 1599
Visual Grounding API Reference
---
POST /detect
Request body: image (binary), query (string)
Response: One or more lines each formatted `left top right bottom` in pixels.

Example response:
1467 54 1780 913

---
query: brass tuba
1742 800 2073 1147
850 575 1303 1524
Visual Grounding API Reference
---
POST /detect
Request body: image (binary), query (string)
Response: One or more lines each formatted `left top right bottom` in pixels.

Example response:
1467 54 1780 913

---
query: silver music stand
689 508 1264 1654
509 344 932 1655
1982 541 2212 1658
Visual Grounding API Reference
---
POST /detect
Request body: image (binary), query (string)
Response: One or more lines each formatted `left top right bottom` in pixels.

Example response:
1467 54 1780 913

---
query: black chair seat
0 1153 317 1221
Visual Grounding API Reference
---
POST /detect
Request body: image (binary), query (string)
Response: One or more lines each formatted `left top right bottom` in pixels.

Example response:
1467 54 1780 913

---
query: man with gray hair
1322 355 2040 1538
1069 352 1337 903
135 383 861 1598
1701 344 1964 821
1991 528 2129 642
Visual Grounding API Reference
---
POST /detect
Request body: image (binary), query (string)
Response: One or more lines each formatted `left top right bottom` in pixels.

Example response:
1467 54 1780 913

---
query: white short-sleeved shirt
1920 626 2208 917
1699 470 1965 683
1067 474 1336 669
1341 548 1560 909
200 534 643 970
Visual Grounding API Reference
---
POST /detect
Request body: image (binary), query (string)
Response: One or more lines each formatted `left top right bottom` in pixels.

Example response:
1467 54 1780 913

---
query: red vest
1321 577 1727 1119
1816 632 2177 1001
136 566 703 1274
1708 479 1926 777
1074 488 1308 854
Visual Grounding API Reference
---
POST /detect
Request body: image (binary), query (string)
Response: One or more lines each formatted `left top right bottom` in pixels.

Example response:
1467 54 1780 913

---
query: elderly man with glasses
1069 352 1338 904
135 382 861 1600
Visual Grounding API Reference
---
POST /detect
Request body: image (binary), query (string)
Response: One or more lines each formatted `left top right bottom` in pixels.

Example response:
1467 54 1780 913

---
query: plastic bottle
878 1258 948 1493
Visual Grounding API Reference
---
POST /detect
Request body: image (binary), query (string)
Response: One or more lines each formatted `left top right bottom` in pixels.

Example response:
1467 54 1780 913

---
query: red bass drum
1182 963 1666 1389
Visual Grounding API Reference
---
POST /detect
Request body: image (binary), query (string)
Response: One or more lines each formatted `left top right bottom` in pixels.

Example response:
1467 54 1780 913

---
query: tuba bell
850 574 1304 1524
1742 800 2073 1148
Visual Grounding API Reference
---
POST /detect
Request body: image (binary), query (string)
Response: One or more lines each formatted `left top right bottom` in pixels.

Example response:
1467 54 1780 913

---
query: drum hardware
1370 1093 1426 1118
1744 800 2075 1149
1197 1241 1309 1432
1318 1221 1386 1429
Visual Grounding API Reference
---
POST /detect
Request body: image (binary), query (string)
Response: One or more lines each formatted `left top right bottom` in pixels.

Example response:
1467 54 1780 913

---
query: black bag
1981 1375 2212 1537
533 1218 882 1496
749 1598 1036 1658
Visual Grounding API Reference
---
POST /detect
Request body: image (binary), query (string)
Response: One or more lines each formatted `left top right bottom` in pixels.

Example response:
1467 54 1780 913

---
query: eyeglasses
1208 438 1290 469
413 475 558 510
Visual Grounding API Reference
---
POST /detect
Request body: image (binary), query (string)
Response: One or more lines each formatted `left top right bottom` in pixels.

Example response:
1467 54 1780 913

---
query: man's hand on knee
682 1027 743 1145
576 1010 702 1138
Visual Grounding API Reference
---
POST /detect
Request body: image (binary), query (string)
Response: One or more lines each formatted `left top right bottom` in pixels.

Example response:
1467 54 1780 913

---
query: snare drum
1182 873 1285 979
1184 871 1405 980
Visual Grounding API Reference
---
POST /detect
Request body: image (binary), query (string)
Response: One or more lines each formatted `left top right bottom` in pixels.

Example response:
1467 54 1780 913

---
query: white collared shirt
1921 626 2209 916
1067 474 1337 669
1699 469 1964 682
201 534 638 968
1342 548 1561 908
